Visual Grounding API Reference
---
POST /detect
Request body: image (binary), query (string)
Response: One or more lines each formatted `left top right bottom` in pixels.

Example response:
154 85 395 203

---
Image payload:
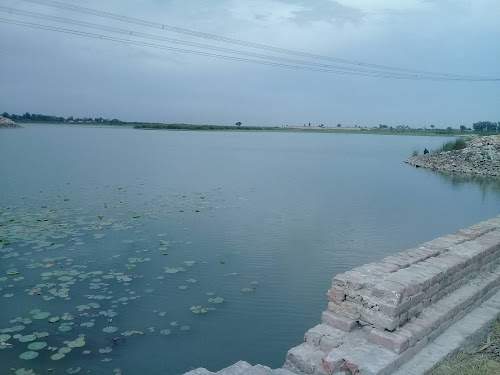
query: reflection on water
435 171 500 198
1 125 500 374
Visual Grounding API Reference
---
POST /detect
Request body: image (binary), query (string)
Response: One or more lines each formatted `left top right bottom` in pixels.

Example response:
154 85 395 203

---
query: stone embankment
0 115 22 128
406 135 500 177
184 216 500 375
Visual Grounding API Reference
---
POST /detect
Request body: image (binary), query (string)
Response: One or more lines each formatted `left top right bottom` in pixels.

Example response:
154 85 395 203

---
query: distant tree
337 124 342 127
22 112 31 120
379 124 388 129
430 125 435 129
472 121 496 132
486 122 497 132
460 125 467 132
308 123 311 127
67 116 74 122
2 112 9 118
320 124 324 127
235 122 242 126
446 127 453 131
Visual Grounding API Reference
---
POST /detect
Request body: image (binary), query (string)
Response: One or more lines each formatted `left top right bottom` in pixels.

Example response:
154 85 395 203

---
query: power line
0 17 424 79
1 17 498 82
3 6 486 80
19 0 499 81
0 6 425 78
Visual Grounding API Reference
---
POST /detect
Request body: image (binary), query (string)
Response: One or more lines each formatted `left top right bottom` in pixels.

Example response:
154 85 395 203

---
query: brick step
392 290 500 375
284 342 327 375
303 324 348 352
367 264 500 354
184 362 298 375
327 221 500 331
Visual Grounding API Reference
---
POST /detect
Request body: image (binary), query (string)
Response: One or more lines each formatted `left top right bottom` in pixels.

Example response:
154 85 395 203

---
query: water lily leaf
19 351 38 360
59 347 72 354
242 288 255 293
208 297 224 304
160 329 171 336
186 279 197 283
103 326 118 333
68 339 85 348
51 353 65 360
33 312 51 320
18 335 37 342
27 341 47 350
98 347 112 354
180 326 190 331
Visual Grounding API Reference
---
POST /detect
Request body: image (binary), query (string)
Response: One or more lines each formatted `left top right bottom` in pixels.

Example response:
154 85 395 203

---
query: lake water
0 124 499 375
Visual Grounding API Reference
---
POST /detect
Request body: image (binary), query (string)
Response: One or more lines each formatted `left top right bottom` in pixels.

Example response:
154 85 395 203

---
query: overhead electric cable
4 17 491 81
1 17 498 81
2 6 476 79
19 0 499 81
0 6 426 77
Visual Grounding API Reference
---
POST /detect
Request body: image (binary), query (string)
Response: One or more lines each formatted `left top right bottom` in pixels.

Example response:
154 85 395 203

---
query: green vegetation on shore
429 320 500 375
3 111 500 136
437 138 468 152
134 124 279 131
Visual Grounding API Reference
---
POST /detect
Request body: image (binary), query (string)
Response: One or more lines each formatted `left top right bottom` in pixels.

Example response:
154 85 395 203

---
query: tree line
2 112 499 132
1 112 124 125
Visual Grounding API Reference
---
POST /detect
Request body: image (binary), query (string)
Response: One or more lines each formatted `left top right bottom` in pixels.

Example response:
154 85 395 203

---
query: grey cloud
279 0 364 25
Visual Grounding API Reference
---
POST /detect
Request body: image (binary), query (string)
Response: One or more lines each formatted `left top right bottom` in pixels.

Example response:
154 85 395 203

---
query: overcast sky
1 0 499 127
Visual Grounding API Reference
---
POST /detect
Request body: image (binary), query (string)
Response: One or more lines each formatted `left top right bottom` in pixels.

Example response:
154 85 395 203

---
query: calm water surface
0 125 499 374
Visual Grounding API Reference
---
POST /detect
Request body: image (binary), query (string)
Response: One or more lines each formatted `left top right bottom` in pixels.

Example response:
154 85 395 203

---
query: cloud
279 0 364 25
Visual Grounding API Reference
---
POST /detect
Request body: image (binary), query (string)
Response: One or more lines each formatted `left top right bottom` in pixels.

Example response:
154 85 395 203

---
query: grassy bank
436 138 468 152
429 320 500 375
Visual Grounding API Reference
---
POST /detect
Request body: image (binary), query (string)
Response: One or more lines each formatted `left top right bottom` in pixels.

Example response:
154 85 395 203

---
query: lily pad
208 297 224 304
33 312 51 320
160 329 171 335
59 347 72 354
19 351 39 360
27 341 48 350
51 353 65 360
180 326 190 331
18 335 37 342
103 326 118 333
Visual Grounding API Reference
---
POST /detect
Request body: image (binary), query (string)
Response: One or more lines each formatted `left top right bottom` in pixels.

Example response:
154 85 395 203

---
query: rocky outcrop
0 115 22 128
406 135 500 177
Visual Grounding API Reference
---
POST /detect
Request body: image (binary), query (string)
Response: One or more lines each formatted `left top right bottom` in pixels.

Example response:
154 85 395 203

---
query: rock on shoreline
0 115 22 128
406 135 500 177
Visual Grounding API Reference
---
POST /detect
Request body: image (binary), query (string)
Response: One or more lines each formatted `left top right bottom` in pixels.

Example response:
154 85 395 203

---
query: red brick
368 328 409 354
322 311 359 332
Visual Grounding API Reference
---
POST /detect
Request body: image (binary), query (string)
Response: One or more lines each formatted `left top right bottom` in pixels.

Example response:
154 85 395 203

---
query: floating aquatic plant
51 353 65 360
27 342 47 350
208 297 224 304
33 312 51 320
103 326 118 333
19 351 38 360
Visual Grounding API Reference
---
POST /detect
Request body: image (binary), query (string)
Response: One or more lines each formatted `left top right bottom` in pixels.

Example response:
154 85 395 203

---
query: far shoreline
15 121 494 137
